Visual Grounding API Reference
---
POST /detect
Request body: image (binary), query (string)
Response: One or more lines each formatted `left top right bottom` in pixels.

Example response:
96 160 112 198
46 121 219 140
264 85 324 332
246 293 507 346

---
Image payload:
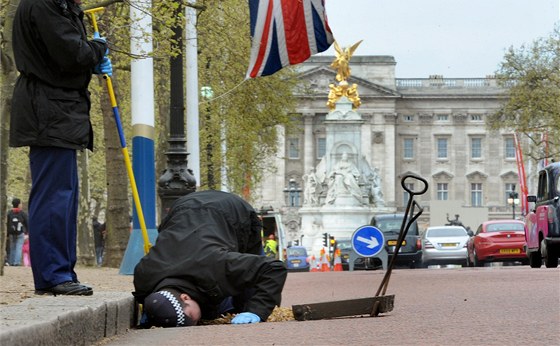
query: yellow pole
85 7 152 254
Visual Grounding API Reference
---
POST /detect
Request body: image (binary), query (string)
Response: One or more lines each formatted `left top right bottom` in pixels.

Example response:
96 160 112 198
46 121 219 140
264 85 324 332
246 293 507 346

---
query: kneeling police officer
133 190 288 327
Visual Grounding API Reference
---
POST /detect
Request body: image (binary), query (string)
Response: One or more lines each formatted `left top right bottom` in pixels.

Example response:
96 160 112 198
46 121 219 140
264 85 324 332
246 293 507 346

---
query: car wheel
528 249 542 268
473 250 484 267
542 239 559 268
466 253 473 267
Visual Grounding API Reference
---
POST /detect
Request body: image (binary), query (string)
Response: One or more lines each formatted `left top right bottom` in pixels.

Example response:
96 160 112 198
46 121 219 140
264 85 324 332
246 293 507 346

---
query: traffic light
322 233 328 247
329 235 336 246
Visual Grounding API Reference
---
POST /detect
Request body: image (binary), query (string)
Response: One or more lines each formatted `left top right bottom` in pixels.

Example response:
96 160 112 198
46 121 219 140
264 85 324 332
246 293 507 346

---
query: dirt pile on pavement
0 265 134 306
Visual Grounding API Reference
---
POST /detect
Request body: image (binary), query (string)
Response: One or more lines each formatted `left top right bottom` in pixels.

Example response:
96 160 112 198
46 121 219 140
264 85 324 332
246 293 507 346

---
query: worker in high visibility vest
264 234 278 259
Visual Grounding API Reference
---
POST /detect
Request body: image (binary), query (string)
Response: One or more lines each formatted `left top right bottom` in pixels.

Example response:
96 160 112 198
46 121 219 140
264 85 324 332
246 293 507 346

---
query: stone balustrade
396 77 500 89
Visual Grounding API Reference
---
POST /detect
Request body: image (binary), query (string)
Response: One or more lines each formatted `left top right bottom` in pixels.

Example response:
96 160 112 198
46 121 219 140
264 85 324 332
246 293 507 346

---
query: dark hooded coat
133 191 287 322
10 0 107 150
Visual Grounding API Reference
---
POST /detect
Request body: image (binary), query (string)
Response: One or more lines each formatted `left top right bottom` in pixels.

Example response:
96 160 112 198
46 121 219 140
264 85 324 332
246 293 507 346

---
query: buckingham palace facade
254 55 533 239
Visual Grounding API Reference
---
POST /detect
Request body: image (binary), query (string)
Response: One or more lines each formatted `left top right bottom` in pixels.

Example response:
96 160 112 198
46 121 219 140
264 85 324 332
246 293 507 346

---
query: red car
466 220 528 267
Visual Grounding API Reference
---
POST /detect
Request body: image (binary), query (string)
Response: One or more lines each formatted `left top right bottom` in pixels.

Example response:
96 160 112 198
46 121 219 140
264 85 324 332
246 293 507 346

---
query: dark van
370 213 422 268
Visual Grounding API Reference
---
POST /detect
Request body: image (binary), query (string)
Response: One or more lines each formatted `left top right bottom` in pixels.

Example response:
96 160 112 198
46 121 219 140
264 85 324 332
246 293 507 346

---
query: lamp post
507 186 519 219
157 3 196 219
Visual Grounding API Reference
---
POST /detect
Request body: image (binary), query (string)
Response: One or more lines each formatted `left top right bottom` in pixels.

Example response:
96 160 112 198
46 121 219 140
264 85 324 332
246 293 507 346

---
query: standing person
10 0 112 295
6 198 28 266
264 234 278 259
92 217 106 267
4 225 10 266
133 190 287 327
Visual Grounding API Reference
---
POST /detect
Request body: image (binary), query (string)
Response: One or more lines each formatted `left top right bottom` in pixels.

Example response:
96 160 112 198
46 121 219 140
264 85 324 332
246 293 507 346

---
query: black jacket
10 0 107 150
133 191 288 322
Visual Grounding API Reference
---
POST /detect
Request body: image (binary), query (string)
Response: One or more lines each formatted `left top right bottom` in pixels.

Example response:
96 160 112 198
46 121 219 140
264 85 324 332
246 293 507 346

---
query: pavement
1 265 558 345
0 292 136 346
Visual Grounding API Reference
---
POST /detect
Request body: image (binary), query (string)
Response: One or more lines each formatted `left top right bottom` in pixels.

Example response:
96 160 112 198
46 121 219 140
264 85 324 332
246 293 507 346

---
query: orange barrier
309 255 319 272
320 248 331 272
333 248 343 271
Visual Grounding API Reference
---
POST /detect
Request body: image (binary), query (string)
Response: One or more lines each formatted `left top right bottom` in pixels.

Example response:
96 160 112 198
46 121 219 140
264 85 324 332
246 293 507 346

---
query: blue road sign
351 225 385 257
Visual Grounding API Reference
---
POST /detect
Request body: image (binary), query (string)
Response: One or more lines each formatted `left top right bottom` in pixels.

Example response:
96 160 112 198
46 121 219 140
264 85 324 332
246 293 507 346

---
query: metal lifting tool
292 174 428 321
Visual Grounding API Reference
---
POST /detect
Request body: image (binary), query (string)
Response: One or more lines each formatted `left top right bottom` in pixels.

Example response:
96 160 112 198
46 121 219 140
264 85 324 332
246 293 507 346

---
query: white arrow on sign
357 235 379 249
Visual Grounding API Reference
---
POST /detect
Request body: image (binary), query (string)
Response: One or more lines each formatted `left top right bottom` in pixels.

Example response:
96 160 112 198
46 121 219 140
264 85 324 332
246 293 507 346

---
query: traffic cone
320 248 331 272
333 248 343 271
309 255 318 272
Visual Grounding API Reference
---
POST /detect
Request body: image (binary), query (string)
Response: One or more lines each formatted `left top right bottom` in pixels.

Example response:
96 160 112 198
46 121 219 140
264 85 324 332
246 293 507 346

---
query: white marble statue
302 168 319 206
325 152 362 204
369 167 385 207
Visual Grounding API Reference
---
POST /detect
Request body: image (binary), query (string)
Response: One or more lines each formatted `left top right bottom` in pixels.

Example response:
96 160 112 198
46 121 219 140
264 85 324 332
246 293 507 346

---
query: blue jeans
8 233 25 266
95 246 104 266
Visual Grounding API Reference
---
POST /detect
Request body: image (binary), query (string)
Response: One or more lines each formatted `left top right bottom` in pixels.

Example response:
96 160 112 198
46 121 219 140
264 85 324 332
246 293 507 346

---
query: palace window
437 183 449 200
317 137 326 159
471 114 483 121
288 138 300 159
437 138 448 159
505 137 516 159
403 138 414 159
471 183 483 206
471 137 482 159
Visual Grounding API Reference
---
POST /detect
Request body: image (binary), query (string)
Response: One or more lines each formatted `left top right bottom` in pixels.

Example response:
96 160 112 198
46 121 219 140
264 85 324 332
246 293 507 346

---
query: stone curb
0 292 135 346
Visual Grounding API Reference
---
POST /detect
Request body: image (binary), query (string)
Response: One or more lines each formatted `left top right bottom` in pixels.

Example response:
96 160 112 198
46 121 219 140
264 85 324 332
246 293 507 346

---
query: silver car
421 226 469 267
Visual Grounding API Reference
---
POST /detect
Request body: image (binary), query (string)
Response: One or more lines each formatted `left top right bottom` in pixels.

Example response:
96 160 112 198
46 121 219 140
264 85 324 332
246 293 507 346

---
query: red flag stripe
281 0 310 64
250 0 275 78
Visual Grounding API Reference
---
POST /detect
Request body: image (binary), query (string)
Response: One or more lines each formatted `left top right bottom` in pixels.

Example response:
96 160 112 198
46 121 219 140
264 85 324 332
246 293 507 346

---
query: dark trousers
28 146 79 289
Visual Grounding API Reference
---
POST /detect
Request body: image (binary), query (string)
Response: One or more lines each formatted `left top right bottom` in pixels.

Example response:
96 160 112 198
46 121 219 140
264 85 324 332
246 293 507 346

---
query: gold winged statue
327 40 363 109
330 40 363 82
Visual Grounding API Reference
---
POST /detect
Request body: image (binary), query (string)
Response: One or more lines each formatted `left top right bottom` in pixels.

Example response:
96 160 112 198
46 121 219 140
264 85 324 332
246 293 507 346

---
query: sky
322 0 559 78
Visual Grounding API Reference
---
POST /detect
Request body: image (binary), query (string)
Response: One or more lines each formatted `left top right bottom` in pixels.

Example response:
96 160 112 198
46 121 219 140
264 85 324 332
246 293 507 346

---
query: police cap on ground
143 290 196 327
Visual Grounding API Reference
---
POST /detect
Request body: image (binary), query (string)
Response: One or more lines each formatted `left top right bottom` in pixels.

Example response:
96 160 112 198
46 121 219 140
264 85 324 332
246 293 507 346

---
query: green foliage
197 0 299 198
3 0 300 212
489 26 560 161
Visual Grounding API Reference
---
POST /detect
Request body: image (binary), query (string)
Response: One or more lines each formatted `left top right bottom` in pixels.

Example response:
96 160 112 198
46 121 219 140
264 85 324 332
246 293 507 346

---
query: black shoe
35 281 94 296
74 280 93 291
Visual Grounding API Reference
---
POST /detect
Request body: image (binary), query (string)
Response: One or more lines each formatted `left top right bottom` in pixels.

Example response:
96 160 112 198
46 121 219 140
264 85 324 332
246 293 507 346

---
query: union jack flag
246 0 334 79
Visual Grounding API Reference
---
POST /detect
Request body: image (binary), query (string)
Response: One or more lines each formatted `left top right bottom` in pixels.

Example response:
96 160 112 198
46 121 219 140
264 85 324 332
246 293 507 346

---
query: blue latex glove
231 312 261 324
92 36 107 45
93 56 112 76
92 33 109 55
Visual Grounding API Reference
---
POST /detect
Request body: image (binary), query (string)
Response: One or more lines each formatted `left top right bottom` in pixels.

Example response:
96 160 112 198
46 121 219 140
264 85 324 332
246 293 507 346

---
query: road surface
100 265 559 345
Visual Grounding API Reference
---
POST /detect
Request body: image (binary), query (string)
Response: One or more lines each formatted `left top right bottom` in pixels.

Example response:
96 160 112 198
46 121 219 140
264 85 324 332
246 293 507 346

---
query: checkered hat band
158 290 186 326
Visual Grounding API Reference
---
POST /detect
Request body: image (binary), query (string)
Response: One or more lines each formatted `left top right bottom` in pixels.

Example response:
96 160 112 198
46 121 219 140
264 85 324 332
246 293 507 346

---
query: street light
157 3 196 219
507 186 519 219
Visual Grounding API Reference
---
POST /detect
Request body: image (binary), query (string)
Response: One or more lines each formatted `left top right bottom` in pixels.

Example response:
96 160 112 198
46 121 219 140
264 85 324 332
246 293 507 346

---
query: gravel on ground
0 265 134 306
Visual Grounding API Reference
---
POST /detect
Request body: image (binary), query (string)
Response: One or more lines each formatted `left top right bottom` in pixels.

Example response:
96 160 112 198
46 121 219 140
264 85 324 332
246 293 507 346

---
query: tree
196 0 299 199
0 0 302 271
0 0 21 274
488 26 560 161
